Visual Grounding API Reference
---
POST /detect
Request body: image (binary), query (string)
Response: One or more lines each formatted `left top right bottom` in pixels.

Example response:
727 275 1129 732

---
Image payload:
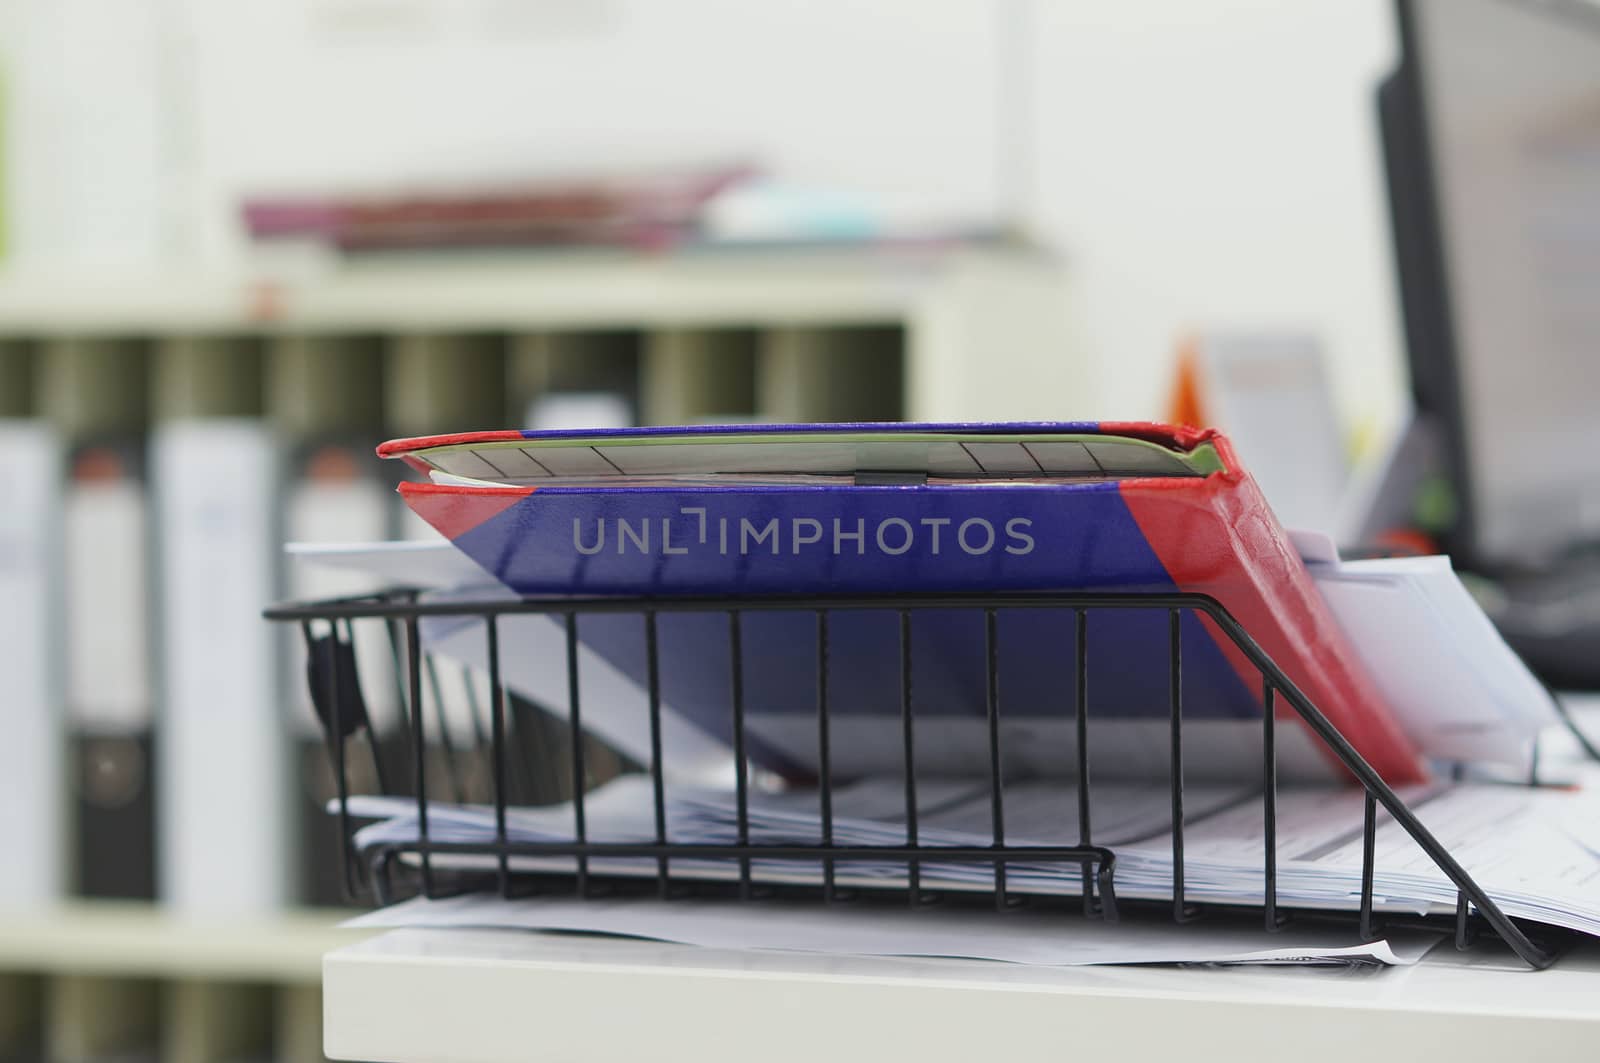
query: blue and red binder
380 422 1426 785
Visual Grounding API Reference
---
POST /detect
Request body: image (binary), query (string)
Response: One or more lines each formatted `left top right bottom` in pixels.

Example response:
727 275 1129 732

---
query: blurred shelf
0 901 367 984
0 246 1060 334
0 245 1084 423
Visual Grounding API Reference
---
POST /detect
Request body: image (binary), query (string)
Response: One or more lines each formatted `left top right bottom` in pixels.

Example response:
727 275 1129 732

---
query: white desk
325 707 1600 1062
326 927 1600 1063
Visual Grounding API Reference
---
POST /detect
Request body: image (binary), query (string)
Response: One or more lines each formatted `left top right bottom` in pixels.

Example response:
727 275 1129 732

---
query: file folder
154 338 287 914
0 345 65 907
45 340 158 901
384 422 1426 785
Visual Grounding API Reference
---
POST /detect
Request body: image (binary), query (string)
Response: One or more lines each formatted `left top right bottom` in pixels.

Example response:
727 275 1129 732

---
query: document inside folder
396 429 1219 488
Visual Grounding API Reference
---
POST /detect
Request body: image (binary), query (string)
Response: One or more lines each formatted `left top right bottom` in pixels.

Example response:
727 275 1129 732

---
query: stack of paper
1296 532 1555 768
340 771 1600 937
348 893 1444 968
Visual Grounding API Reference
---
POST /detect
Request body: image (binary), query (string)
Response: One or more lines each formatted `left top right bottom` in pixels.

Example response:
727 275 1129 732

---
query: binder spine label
65 461 152 731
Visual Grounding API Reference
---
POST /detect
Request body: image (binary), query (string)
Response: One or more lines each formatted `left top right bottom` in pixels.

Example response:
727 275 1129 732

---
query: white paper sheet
346 892 1440 967
286 539 496 591
1305 551 1556 767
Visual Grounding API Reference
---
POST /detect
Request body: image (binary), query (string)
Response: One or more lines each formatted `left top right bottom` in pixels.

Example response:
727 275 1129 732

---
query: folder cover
382 422 1425 785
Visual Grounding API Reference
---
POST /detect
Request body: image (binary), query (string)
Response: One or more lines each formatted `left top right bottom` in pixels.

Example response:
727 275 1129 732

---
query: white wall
2 0 1007 264
1027 0 1409 436
174 0 1008 260
2 0 177 266
0 0 1411 437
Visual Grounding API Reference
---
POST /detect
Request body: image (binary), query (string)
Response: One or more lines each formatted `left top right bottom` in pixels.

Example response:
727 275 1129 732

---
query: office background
1 0 1408 435
0 3 1430 1062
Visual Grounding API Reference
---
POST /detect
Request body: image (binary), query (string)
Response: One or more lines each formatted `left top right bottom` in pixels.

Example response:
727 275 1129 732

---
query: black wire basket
265 587 1571 969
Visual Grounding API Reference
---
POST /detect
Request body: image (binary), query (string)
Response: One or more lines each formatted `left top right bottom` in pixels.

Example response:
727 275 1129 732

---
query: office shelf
0 903 368 1063
0 247 1047 328
0 245 1081 422
0 902 364 983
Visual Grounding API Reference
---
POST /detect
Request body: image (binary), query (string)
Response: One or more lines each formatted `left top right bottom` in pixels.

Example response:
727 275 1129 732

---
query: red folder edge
1107 422 1428 785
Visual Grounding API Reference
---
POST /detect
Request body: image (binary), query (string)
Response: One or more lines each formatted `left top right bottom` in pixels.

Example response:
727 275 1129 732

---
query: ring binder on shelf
47 340 159 902
265 586 1570 971
155 337 286 914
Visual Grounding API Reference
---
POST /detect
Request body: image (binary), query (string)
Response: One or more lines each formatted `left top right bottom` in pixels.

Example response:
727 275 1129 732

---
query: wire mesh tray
264 588 1570 969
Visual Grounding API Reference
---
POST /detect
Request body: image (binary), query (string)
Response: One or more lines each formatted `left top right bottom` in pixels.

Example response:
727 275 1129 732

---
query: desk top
325 926 1600 1063
324 706 1600 1063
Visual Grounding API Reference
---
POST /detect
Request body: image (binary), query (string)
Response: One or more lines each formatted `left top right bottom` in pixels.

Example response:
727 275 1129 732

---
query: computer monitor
1380 0 1600 572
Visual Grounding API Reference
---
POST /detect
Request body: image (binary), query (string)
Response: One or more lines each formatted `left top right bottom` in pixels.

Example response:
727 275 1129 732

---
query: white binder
154 419 287 914
0 420 65 907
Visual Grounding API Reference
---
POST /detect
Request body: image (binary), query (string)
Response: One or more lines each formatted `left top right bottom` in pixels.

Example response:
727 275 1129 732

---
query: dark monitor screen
1385 0 1600 569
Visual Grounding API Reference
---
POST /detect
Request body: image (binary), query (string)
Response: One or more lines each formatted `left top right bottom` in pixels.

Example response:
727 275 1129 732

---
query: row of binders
0 330 798 913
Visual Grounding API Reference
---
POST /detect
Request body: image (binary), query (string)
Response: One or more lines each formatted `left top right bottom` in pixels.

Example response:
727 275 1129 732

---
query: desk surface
325 707 1600 1063
326 926 1600 1063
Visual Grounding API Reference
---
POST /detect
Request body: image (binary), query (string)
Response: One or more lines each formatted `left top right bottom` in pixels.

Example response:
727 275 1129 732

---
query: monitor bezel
1382 0 1600 571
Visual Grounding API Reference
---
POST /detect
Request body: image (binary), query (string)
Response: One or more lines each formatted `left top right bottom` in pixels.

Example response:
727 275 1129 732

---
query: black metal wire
1545 681 1600 763
816 611 836 902
565 612 589 895
313 620 359 900
1455 891 1474 950
1262 677 1282 931
644 611 669 897
1359 792 1378 941
899 609 921 905
265 586 1560 970
729 611 752 900
984 609 1008 910
1074 610 1094 915
487 616 510 896
1168 610 1191 923
405 617 434 898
